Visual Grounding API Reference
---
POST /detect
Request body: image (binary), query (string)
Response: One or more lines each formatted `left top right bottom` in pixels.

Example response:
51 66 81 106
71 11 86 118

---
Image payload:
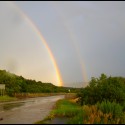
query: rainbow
11 2 88 87
52 3 88 84
12 2 63 86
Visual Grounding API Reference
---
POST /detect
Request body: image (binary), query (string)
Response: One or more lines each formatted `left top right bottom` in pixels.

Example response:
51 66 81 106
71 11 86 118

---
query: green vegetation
35 99 83 124
96 101 123 119
49 99 81 117
77 73 125 124
77 73 125 105
2 69 125 124
34 73 125 124
0 69 80 97
0 95 17 102
82 103 125 124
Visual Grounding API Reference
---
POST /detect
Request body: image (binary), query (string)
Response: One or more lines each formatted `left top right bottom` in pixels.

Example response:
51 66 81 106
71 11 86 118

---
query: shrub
83 104 125 124
77 74 125 106
96 101 123 119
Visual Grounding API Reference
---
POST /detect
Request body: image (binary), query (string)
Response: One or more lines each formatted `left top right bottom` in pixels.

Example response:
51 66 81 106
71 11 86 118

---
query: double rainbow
12 1 88 87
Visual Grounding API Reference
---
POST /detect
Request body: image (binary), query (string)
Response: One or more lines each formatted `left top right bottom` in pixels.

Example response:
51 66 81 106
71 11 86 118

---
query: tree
77 74 125 105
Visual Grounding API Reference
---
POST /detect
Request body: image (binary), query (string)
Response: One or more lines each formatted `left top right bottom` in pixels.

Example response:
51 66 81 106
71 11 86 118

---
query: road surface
0 95 64 124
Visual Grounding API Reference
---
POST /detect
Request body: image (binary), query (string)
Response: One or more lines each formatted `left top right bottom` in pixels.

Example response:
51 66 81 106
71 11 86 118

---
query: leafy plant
83 104 125 124
77 74 125 105
96 101 123 119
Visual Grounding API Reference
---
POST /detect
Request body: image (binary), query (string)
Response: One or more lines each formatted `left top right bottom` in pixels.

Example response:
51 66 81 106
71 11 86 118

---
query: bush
77 74 125 106
83 104 125 124
96 101 123 118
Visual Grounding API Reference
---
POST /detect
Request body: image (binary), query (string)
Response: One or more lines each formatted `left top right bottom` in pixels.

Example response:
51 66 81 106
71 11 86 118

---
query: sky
0 1 125 87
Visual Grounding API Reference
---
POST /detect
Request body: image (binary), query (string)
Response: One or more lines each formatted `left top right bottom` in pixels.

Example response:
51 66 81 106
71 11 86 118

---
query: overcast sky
0 1 125 87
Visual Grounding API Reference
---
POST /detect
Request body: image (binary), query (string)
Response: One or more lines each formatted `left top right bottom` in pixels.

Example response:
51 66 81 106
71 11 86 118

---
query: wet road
0 95 64 124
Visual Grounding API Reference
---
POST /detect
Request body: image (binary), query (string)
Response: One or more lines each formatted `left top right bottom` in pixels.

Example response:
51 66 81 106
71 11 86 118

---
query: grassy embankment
35 94 82 124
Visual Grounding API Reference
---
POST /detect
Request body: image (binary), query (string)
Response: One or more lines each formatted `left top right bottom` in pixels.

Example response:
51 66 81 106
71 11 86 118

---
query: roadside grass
0 95 17 102
67 110 83 124
35 99 83 124
50 99 81 117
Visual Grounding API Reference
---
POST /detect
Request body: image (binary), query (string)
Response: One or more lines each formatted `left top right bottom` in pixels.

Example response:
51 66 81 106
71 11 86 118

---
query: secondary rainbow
12 2 63 86
52 3 88 85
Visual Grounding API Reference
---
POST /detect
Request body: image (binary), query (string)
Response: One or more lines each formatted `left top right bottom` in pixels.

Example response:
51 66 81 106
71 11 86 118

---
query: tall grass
96 100 123 118
82 102 125 124
67 110 83 124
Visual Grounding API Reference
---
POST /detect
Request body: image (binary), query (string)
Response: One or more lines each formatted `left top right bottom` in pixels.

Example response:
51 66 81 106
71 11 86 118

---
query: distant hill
0 69 80 96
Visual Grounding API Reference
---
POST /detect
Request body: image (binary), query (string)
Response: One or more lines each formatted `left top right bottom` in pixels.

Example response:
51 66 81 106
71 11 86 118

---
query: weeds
83 103 125 124
0 95 17 102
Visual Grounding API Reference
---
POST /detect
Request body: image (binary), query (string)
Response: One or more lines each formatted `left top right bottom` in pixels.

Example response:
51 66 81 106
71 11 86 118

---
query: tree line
0 69 80 96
